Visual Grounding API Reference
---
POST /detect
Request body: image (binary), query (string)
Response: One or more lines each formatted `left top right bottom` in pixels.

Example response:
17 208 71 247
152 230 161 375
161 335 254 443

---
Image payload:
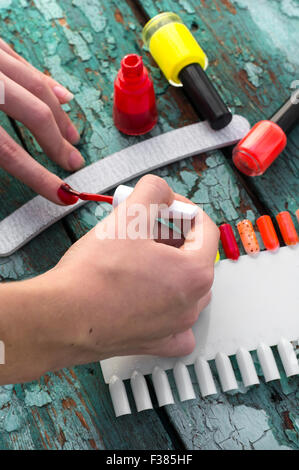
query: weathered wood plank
140 0 299 215
0 1 177 449
137 0 299 450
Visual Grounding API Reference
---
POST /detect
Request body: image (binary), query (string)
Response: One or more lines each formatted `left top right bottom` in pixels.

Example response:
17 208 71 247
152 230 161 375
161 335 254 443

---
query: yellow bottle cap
142 12 208 86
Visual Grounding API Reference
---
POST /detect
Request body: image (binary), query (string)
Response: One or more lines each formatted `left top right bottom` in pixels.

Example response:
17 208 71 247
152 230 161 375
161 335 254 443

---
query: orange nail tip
237 219 260 255
296 209 299 224
256 215 280 252
276 211 299 246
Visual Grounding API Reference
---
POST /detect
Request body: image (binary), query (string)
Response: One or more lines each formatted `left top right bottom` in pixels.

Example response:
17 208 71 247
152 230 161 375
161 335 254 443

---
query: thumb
128 175 175 208
116 175 175 239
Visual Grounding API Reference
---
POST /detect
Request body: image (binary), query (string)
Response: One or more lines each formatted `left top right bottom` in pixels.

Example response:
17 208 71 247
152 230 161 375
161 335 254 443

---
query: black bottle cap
271 92 299 134
179 63 232 130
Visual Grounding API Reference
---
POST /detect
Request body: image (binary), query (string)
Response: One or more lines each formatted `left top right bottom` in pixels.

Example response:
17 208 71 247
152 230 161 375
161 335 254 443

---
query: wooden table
0 0 298 450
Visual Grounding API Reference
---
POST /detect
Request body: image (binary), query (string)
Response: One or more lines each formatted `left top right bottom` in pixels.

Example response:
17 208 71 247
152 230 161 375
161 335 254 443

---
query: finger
0 38 73 104
129 175 175 208
116 175 175 239
198 291 212 312
181 206 220 267
0 49 79 144
0 126 69 204
0 72 84 171
153 329 196 357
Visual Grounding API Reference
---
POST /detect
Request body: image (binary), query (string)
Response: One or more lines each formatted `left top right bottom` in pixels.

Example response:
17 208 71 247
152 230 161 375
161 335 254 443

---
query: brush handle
113 185 199 219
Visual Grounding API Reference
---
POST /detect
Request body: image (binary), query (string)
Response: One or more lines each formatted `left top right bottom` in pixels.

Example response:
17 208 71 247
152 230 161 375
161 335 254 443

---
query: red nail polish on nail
57 184 79 205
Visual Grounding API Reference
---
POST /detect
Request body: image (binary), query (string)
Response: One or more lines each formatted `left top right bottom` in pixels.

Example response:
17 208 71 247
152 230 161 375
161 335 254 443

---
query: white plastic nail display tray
101 246 299 416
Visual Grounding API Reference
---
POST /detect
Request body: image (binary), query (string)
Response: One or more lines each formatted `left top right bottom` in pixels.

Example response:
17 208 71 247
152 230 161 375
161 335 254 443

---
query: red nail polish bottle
233 94 299 176
113 54 158 135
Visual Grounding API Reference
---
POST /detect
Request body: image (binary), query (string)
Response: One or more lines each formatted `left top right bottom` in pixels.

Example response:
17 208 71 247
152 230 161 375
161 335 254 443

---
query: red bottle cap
232 120 287 176
113 54 158 135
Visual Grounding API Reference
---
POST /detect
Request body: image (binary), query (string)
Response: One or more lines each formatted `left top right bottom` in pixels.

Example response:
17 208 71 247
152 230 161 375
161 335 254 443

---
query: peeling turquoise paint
34 0 63 20
24 386 52 408
0 0 12 9
244 62 263 88
4 407 21 433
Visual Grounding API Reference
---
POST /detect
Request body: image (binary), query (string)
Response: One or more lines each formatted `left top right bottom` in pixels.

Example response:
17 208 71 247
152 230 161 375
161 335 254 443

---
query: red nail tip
232 120 287 176
276 211 299 246
57 184 79 205
256 215 280 251
219 224 240 260
113 54 158 135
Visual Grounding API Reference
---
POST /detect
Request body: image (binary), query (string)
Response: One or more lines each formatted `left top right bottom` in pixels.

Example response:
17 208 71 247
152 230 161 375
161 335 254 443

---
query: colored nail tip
276 211 299 246
256 215 280 252
219 223 240 260
57 184 79 205
237 219 260 254
53 85 74 102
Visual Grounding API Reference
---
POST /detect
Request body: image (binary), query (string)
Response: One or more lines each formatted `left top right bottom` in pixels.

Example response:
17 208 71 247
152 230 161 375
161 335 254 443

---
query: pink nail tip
69 151 84 171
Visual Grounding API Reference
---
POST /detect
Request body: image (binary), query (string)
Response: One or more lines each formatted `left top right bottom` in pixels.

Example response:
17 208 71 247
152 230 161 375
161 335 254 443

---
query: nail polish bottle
113 54 158 136
233 94 299 176
142 12 232 130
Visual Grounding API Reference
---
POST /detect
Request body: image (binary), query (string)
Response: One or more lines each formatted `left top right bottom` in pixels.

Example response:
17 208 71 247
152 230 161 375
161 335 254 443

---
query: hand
0 38 84 204
0 176 219 383
48 175 219 368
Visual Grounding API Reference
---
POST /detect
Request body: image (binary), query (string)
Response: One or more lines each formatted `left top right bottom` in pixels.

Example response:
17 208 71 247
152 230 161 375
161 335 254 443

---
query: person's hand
0 176 219 383
0 38 84 204
45 175 219 370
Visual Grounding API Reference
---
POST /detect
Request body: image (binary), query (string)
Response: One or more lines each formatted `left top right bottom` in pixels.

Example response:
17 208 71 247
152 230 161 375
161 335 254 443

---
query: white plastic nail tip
194 357 217 397
130 370 153 412
152 366 174 407
236 348 259 387
257 343 280 382
215 352 238 392
173 362 196 402
109 375 131 417
277 338 299 377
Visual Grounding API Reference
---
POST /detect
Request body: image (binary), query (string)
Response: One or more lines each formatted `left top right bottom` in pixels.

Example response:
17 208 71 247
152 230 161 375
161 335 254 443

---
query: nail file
101 245 299 416
0 115 249 257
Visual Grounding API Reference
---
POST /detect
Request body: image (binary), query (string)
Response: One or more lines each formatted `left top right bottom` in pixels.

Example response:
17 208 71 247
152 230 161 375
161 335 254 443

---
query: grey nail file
0 115 250 257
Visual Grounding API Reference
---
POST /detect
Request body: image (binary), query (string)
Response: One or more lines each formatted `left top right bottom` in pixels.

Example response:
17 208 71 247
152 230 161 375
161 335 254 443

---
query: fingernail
57 184 79 205
53 85 74 102
69 151 85 171
67 124 80 144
